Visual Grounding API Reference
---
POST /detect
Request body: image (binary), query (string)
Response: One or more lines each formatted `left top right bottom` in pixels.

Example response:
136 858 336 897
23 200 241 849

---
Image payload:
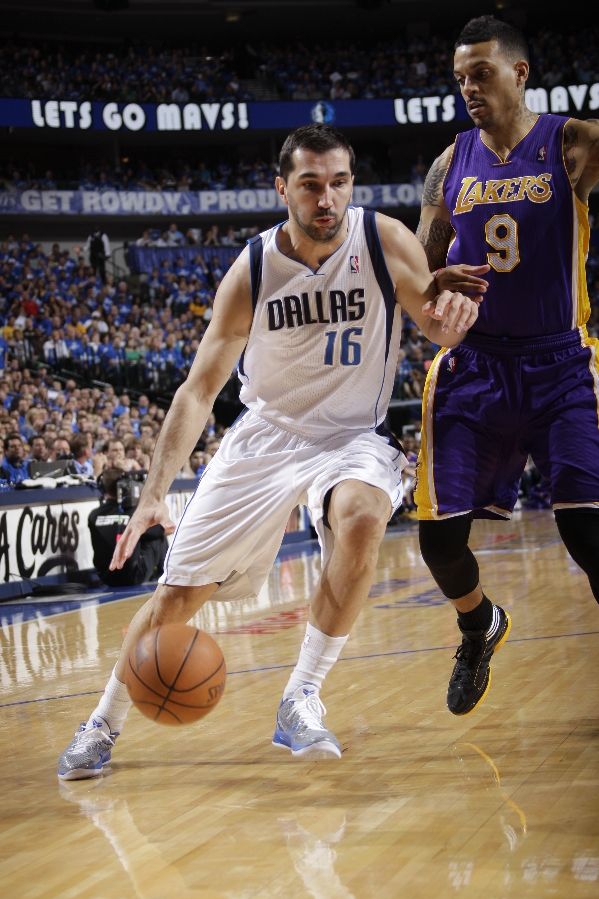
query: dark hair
4 431 23 449
455 15 529 62
278 124 356 180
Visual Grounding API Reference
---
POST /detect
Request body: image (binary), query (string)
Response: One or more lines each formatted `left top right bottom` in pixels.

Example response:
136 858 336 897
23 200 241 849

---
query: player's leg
309 478 391 635
526 335 599 605
554 510 599 602
58 583 216 781
58 413 302 779
419 517 511 715
415 346 520 715
273 430 403 758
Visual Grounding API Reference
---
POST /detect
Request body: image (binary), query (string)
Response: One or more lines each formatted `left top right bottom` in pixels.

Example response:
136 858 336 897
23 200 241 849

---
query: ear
275 175 289 206
515 59 529 87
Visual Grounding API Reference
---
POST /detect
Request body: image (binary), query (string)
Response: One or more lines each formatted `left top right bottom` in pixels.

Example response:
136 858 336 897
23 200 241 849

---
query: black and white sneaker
447 605 512 715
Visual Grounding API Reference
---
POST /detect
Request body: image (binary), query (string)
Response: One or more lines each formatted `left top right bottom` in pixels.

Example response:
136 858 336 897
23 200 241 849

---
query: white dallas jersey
238 206 402 438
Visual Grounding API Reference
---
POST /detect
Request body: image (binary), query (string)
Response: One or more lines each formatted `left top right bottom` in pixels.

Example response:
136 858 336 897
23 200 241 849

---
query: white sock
86 668 132 734
283 622 349 698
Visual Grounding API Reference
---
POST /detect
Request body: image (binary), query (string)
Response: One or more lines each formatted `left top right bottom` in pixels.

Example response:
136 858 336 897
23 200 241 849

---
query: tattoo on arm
416 218 454 271
421 154 448 207
563 122 578 177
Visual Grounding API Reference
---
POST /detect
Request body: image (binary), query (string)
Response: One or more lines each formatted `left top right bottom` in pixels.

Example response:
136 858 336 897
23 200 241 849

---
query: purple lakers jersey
444 114 591 338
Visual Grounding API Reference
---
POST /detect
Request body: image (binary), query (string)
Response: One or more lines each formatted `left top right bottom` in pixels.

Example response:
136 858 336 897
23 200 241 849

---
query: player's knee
554 509 599 603
419 518 469 566
335 508 387 558
419 518 479 599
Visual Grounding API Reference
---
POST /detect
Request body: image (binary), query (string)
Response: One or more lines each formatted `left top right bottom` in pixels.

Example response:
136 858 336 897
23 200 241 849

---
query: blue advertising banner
0 96 459 132
0 83 596 132
0 184 423 216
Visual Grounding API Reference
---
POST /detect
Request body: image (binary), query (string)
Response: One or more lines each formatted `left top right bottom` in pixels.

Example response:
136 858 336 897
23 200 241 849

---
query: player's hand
434 263 490 297
422 290 480 334
109 500 175 570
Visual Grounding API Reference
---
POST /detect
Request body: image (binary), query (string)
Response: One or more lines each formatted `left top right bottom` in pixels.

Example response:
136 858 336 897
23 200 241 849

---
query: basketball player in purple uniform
414 15 599 715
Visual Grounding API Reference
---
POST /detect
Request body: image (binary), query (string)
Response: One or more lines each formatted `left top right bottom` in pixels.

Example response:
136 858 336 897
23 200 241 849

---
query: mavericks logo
311 101 335 124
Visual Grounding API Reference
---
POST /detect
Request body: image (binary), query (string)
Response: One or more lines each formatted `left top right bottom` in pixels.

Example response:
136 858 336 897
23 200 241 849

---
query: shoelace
452 640 483 677
289 693 328 732
73 725 115 748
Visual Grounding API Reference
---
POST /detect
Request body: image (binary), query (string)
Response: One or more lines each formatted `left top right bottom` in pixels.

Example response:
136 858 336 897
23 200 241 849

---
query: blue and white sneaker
272 684 342 759
57 717 119 781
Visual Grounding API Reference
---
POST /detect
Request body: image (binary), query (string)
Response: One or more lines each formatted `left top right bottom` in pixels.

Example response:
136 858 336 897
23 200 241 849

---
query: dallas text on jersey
266 288 366 331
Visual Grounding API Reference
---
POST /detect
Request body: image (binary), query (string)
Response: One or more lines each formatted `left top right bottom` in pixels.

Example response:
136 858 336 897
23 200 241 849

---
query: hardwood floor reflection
1 511 598 898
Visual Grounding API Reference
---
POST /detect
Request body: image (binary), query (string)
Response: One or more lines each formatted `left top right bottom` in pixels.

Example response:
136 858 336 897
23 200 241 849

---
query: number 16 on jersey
323 327 363 366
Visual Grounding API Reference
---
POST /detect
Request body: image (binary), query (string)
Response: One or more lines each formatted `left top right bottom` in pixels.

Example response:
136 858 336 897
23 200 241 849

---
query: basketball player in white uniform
58 125 480 778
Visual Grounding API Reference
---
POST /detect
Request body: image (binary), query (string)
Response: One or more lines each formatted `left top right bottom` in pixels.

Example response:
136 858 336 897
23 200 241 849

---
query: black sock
457 594 493 633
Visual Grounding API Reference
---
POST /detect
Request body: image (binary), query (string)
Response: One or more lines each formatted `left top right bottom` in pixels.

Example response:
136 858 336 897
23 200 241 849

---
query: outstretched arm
110 247 253 570
377 213 480 347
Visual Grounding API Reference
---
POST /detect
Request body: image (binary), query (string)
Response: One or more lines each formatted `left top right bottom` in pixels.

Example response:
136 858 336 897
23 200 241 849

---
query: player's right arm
417 143 490 296
416 145 454 270
110 248 253 571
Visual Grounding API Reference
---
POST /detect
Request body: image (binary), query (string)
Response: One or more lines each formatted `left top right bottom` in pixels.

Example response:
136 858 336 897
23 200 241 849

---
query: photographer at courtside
89 467 168 587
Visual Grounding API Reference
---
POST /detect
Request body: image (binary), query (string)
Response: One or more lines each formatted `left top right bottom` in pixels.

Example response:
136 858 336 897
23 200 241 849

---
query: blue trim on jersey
239 234 264 378
363 209 396 357
247 233 263 310
375 421 404 456
363 208 397 426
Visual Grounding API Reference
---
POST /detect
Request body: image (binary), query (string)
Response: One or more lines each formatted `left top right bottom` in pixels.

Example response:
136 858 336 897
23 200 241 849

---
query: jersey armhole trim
247 234 263 310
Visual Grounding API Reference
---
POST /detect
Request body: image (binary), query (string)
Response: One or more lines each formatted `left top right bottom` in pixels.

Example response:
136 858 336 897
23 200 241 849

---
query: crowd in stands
0 232 248 395
1 27 598 104
0 363 223 488
0 156 279 195
0 147 392 193
134 221 257 249
0 41 251 104
264 26 599 101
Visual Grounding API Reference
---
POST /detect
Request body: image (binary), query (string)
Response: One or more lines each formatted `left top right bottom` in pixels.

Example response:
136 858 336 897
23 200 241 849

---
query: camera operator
89 467 168 587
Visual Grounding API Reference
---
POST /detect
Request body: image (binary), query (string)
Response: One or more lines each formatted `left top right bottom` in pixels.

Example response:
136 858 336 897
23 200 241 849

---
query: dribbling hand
109 500 175 571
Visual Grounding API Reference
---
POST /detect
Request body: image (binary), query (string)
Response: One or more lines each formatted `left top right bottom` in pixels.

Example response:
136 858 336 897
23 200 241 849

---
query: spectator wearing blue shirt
0 432 29 484
113 394 131 418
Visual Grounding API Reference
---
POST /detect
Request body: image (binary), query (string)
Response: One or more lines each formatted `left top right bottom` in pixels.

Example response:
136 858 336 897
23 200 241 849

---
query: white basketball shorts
159 410 405 601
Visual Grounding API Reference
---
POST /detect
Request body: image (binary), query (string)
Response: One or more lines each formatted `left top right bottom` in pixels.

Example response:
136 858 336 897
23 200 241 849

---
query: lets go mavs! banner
0 82 597 133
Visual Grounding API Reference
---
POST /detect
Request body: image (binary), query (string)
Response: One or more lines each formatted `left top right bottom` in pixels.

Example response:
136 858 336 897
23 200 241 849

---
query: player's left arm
563 118 599 201
376 212 480 346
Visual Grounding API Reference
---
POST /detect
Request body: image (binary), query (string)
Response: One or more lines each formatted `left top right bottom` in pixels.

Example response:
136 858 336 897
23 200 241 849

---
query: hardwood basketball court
1 510 598 898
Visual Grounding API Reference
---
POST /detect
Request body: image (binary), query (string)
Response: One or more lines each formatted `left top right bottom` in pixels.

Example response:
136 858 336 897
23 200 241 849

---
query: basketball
125 624 226 725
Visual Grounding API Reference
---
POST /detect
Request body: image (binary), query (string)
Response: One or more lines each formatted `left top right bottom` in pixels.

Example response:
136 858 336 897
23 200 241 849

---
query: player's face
453 40 528 131
276 147 354 243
